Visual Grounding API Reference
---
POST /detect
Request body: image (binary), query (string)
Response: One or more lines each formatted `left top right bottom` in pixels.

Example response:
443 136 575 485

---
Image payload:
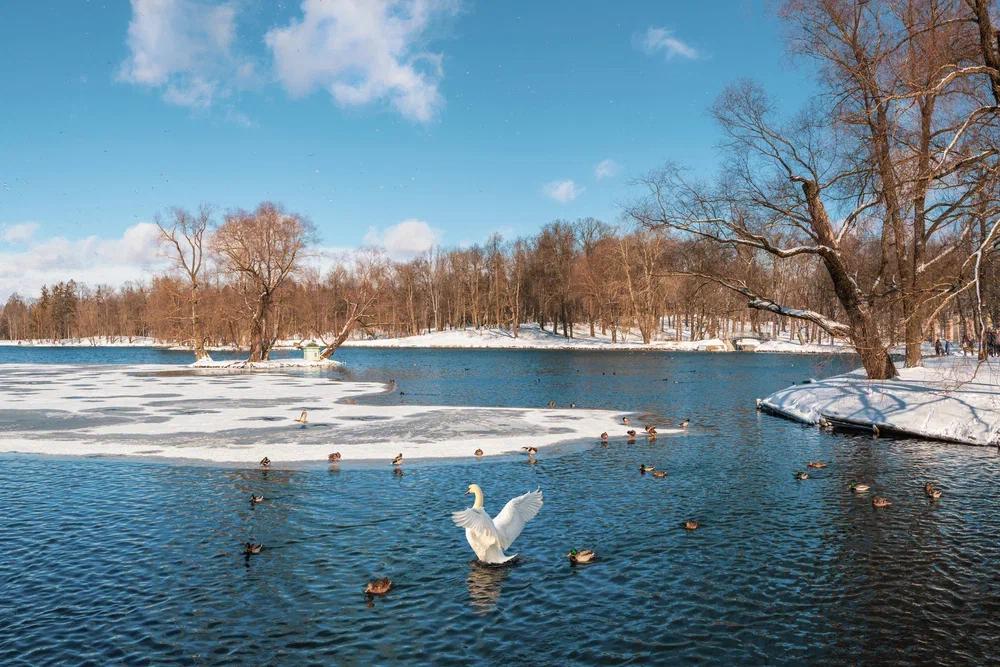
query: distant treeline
1 217 994 350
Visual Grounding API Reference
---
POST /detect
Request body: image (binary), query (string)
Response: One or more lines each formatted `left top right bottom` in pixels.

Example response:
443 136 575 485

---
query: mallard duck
327 452 342 462
243 542 263 555
639 464 655 474
294 410 308 424
682 520 699 530
622 417 631 425
807 461 827 469
850 482 870 493
600 432 609 442
474 448 484 457
794 471 809 480
391 453 403 466
522 446 539 455
651 470 667 479
567 549 597 564
872 496 892 508
259 457 271 468
364 578 393 596
250 494 264 504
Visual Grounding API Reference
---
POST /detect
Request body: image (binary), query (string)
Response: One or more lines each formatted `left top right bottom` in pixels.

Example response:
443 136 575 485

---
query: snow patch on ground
761 357 1000 446
190 358 342 370
342 324 844 353
0 364 631 463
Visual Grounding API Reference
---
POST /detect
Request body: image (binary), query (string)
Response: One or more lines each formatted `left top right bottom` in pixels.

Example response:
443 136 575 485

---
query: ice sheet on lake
0 364 624 462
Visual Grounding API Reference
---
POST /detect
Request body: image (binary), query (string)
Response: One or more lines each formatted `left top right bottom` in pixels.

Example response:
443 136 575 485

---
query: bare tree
156 206 211 360
213 202 314 362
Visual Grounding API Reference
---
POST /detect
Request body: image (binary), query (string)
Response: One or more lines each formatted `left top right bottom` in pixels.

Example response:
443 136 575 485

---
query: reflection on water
466 561 514 614
1 348 999 664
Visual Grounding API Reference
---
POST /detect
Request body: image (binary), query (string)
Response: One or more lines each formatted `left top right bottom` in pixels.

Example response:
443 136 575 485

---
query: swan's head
466 483 484 509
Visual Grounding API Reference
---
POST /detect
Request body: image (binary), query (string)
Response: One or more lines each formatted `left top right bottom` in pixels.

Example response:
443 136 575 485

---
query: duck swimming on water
567 549 597 564
391 453 403 466
259 457 271 468
365 578 393 596
250 494 264 504
328 452 342 462
243 543 263 555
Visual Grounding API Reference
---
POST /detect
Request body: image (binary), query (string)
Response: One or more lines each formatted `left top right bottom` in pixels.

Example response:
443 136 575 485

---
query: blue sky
0 0 816 297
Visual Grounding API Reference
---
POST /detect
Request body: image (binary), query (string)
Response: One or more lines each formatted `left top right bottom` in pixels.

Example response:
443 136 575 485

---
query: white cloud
0 223 166 300
265 0 458 122
363 218 441 259
638 27 699 60
1 222 40 244
118 0 252 108
543 179 584 203
594 159 620 181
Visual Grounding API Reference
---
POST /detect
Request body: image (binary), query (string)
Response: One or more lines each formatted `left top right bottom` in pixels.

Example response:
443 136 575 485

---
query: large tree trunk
190 282 208 360
800 179 898 379
247 294 271 362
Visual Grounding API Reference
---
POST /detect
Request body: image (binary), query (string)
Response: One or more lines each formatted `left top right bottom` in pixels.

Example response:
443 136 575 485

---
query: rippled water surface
1 347 999 665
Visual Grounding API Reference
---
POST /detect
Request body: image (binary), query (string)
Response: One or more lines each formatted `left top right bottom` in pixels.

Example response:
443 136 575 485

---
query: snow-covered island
761 356 1000 446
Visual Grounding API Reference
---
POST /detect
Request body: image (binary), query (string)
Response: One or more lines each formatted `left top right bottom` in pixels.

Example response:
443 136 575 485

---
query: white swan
452 484 543 564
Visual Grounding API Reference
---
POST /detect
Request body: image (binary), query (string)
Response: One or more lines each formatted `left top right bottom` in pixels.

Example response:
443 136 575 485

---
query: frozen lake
2 347 999 664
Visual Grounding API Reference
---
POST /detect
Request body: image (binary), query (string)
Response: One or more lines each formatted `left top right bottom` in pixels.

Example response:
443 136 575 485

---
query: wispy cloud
364 218 441 259
543 179 584 203
637 27 699 60
1 222 40 244
0 223 166 300
266 0 459 123
594 159 620 181
117 0 255 108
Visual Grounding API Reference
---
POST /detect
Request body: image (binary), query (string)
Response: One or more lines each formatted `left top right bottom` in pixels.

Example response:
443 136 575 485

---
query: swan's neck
472 487 484 510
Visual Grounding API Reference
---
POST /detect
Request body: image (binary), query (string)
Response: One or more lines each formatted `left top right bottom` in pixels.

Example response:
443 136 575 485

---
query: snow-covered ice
0 364 634 463
761 356 1000 446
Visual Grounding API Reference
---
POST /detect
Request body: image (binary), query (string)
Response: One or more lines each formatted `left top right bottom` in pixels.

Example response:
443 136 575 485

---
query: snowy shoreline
0 324 854 355
760 356 1000 446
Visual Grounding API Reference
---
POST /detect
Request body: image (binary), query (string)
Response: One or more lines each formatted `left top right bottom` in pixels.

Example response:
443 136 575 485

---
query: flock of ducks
795 460 944 509
250 404 949 595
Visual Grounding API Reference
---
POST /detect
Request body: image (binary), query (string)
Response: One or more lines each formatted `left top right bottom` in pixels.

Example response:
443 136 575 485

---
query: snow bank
0 336 164 348
344 324 747 352
755 340 852 354
0 364 632 463
760 357 1000 446
190 358 342 370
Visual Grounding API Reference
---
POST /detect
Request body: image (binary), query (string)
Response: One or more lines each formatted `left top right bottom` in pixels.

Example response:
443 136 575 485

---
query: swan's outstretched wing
492 489 543 549
452 507 498 540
